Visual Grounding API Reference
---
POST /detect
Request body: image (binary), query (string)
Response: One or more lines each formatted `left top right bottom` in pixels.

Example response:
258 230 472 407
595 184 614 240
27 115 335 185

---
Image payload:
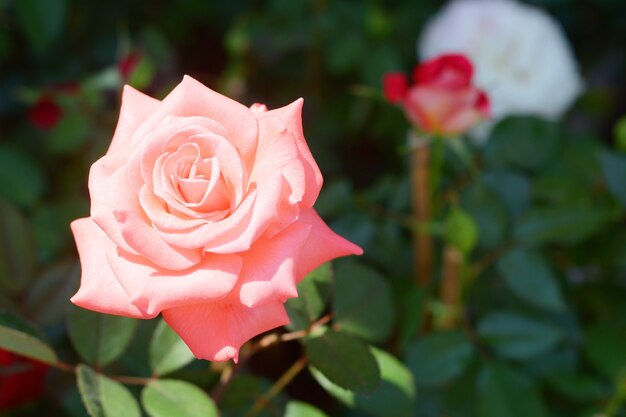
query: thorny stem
212 313 333 404
410 132 434 287
243 356 308 417
440 245 463 330
49 359 154 385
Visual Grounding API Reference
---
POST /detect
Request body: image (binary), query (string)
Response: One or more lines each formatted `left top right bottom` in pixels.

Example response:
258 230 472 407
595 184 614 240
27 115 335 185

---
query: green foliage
285 263 333 331
477 363 548 417
149 319 195 376
333 261 395 343
285 401 329 417
0 311 57 364
485 116 561 172
496 249 565 312
0 145 45 208
305 328 381 393
142 380 218 417
68 306 138 368
15 0 66 53
600 150 626 207
477 311 564 360
514 206 614 245
443 206 478 254
76 365 141 417
311 347 415 417
405 331 474 388
1 2 626 416
0 199 37 293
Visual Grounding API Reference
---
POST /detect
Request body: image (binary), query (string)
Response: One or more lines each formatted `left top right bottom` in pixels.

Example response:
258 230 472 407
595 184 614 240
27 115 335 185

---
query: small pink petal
131 76 258 163
104 167 203 270
108 249 242 316
237 222 311 308
259 98 323 208
107 85 160 161
296 208 363 281
70 218 153 319
163 299 290 362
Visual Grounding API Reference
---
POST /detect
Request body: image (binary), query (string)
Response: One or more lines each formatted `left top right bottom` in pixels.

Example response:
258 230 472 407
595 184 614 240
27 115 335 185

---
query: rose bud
28 96 63 131
70 76 362 362
384 54 490 136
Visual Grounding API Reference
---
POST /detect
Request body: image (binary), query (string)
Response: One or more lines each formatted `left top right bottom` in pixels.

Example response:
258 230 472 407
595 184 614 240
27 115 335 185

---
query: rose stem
243 356 308 417
51 359 154 385
440 245 463 329
410 133 433 287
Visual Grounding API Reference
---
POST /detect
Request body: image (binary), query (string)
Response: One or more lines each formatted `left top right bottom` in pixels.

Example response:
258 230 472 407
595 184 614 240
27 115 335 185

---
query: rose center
168 143 230 213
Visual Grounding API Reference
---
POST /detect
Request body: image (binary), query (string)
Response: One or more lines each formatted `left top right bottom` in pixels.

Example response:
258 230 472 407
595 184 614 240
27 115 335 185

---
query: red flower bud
28 97 63 130
383 53 490 136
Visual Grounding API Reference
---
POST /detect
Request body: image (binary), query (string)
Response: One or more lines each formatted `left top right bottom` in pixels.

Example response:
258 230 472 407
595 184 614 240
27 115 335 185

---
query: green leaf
405 331 474 387
477 312 563 360
220 374 284 417
142 379 217 417
396 286 427 352
333 261 394 343
311 347 415 417
585 321 626 379
285 401 329 417
305 328 380 393
149 319 195 376
15 0 66 52
614 116 626 152
67 306 138 367
76 365 141 417
443 207 478 254
24 260 79 325
600 150 626 207
0 199 37 293
0 145 45 207
128 56 157 90
514 206 613 246
483 170 530 219
485 116 561 172
0 311 57 364
285 263 332 331
545 373 606 402
477 363 548 417
460 182 508 249
496 249 565 312
48 112 90 154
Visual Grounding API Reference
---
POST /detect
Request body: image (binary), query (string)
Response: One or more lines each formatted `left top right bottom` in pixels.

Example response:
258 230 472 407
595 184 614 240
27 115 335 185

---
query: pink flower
70 76 362 362
383 54 490 136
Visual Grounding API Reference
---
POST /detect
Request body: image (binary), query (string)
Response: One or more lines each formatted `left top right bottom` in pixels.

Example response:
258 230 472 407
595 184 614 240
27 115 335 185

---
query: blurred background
1 0 626 416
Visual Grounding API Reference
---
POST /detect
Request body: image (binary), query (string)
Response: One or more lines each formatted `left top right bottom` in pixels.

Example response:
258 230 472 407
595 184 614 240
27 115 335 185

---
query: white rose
419 0 583 122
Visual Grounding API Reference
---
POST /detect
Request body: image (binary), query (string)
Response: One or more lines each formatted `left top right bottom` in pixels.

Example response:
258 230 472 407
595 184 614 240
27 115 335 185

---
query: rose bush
70 76 362 362
419 0 583 122
383 54 489 135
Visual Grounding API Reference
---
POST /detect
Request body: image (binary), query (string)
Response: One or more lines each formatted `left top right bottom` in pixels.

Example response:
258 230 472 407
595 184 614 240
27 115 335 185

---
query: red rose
0 349 48 410
28 96 63 131
383 54 489 135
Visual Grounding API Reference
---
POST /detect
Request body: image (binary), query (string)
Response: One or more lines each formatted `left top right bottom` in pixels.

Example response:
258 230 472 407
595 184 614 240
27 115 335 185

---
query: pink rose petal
163 299 290 362
70 218 154 319
108 249 242 316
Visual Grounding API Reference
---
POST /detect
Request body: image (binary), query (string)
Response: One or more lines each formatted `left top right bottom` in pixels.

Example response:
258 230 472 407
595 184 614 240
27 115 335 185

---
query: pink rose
383 54 490 135
71 76 362 362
